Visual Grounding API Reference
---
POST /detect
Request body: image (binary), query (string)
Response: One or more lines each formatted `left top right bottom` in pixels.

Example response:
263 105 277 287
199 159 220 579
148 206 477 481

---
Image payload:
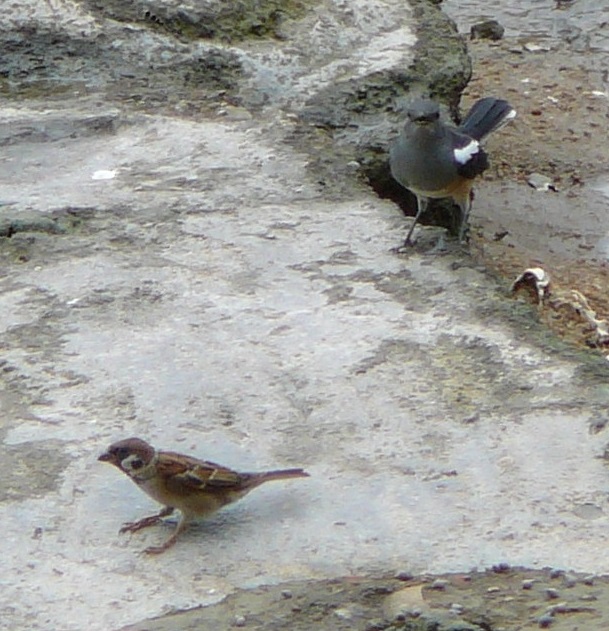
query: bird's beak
98 451 112 462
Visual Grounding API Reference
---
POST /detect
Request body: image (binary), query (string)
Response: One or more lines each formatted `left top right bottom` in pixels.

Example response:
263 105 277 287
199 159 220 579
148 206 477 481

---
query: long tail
458 97 516 140
245 468 309 489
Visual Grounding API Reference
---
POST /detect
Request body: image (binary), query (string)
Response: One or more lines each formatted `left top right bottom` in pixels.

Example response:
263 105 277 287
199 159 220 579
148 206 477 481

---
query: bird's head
406 99 440 125
99 437 156 475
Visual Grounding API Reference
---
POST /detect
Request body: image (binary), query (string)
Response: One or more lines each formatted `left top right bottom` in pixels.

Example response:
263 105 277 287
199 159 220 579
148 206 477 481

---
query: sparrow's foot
119 507 174 534
142 531 180 555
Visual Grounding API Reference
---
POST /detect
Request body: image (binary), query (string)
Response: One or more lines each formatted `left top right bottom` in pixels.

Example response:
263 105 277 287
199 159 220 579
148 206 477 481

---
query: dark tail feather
458 97 516 140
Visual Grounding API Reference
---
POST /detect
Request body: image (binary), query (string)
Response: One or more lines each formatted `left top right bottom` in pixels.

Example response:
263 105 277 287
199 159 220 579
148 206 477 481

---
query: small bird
98 437 309 554
389 96 516 245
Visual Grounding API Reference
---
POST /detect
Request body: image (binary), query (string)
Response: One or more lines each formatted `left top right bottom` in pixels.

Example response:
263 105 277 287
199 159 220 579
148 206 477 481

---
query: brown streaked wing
157 451 247 495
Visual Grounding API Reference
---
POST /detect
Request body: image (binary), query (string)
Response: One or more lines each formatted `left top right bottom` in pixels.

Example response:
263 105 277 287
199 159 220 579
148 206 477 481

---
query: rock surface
119 569 609 631
1 1 609 631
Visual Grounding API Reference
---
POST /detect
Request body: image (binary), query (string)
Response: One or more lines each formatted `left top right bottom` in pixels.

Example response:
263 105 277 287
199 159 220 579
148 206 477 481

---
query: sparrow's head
99 437 156 474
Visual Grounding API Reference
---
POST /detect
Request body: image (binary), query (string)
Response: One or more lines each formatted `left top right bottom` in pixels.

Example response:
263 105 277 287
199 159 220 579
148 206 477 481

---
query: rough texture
80 0 310 41
121 569 609 631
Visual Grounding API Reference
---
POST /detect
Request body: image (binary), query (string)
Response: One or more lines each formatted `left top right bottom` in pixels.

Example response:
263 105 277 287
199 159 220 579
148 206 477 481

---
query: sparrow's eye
121 454 145 471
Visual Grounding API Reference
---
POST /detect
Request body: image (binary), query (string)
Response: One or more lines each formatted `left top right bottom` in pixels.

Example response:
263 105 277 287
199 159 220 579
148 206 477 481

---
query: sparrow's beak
98 451 112 463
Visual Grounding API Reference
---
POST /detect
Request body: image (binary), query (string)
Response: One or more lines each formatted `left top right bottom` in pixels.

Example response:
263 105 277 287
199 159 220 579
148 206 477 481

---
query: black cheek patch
122 456 144 470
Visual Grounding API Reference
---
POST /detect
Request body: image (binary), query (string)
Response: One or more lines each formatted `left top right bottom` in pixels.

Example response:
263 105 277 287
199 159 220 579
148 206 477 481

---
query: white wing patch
453 139 480 165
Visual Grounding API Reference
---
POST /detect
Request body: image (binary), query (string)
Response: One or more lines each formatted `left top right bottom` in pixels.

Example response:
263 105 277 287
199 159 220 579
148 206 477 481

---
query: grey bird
389 97 516 245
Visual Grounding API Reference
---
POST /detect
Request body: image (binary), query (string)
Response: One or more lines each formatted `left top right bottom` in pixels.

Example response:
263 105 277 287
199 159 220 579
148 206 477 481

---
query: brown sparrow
98 437 309 554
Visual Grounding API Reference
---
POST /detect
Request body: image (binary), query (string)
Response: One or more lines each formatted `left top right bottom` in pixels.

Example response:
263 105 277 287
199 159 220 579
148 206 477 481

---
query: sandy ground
461 37 609 354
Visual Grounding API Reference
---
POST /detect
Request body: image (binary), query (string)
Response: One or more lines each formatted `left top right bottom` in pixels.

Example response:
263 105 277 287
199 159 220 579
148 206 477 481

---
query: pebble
538 614 554 628
524 42 551 52
430 579 449 591
545 588 560 600
470 19 505 41
527 172 558 192
233 615 246 627
492 562 511 573
562 573 577 588
334 608 353 620
280 590 293 599
547 602 573 615
395 570 414 581
583 575 595 585
522 579 535 590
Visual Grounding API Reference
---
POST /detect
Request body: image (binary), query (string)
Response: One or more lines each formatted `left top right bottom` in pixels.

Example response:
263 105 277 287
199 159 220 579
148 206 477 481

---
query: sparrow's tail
246 468 309 488
458 97 516 141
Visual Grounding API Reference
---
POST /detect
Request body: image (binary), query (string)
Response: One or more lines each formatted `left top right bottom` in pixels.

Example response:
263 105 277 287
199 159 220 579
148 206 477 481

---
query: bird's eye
121 454 144 471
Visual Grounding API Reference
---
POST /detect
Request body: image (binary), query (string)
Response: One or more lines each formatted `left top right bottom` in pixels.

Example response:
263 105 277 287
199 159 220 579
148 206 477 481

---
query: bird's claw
141 535 179 555
142 544 169 555
390 240 415 255
119 515 161 534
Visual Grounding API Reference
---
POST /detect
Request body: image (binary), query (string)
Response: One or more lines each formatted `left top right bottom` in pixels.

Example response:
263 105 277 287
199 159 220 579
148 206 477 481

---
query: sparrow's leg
120 506 174 534
143 513 190 555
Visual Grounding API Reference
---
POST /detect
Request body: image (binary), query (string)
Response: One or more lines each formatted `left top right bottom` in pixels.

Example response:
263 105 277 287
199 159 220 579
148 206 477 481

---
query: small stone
487 586 501 593
430 579 449 590
546 603 570 615
538 614 554 628
492 562 511 573
524 42 551 52
562 573 577 588
395 570 414 581
233 615 246 627
583 575 595 585
334 608 353 620
450 602 464 614
470 19 505 41
365 620 387 631
580 594 597 601
522 579 535 590
549 569 563 579
527 172 558 192
281 590 293 599
545 588 560 600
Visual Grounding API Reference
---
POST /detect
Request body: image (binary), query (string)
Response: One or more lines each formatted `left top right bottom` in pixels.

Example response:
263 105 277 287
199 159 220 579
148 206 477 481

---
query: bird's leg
457 193 473 243
403 196 428 246
143 513 190 555
120 506 174 534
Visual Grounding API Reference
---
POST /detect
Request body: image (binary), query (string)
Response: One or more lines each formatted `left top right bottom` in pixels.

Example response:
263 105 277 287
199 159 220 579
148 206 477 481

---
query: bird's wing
157 450 246 495
451 131 489 179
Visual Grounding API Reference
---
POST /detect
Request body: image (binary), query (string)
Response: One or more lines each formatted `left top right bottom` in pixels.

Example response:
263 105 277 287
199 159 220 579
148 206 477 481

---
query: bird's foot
120 515 162 534
120 507 174 534
142 534 179 555
391 238 415 254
